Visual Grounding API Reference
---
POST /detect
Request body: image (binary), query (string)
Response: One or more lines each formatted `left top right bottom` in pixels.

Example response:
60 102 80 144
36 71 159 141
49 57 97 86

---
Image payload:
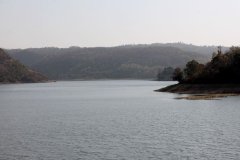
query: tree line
173 47 240 84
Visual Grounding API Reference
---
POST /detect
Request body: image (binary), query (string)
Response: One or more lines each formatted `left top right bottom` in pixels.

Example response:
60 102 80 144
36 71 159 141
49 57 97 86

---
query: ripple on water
0 81 240 159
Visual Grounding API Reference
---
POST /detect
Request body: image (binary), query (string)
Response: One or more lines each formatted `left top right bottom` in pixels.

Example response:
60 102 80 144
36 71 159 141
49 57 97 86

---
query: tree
172 67 183 82
183 60 204 82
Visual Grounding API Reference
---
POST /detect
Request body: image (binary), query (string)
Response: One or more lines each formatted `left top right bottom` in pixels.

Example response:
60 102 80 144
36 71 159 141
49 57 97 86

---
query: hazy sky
0 0 240 48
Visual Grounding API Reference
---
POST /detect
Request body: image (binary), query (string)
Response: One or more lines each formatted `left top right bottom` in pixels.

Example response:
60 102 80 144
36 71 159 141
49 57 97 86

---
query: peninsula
157 47 240 99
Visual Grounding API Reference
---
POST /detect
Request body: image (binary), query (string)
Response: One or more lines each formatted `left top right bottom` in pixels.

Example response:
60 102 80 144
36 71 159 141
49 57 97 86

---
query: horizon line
2 42 234 50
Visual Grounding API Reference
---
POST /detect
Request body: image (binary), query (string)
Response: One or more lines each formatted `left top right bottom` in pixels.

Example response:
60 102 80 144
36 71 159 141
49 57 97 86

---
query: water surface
0 80 240 159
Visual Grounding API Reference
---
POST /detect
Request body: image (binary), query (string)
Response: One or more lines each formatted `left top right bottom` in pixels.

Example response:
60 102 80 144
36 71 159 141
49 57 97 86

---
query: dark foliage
175 47 240 84
172 67 183 82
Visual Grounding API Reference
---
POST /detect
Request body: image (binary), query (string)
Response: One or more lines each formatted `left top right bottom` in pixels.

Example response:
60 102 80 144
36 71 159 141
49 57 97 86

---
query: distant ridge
7 43 224 80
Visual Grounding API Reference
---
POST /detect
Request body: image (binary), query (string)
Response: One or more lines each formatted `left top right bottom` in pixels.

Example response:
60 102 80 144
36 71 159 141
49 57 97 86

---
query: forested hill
0 48 47 83
6 43 220 80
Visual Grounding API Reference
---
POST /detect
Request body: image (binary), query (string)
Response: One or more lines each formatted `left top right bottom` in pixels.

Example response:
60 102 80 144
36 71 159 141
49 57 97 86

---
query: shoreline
156 83 240 100
0 80 55 85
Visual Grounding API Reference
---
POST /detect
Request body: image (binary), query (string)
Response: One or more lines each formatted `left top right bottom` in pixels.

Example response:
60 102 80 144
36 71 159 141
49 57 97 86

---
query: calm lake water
0 80 240 160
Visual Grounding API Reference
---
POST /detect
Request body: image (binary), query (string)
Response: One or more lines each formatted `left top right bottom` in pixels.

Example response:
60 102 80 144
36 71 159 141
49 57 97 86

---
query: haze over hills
6 43 226 80
0 49 47 83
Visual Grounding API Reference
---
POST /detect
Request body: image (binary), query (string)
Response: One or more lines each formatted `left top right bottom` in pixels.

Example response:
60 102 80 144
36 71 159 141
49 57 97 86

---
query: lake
0 80 240 159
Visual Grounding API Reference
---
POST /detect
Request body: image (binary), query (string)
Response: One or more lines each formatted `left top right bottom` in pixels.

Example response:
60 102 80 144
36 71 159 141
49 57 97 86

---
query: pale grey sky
0 0 240 49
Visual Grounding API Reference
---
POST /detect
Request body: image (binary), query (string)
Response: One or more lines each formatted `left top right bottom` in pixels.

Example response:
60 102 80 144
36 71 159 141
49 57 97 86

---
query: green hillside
0 48 48 83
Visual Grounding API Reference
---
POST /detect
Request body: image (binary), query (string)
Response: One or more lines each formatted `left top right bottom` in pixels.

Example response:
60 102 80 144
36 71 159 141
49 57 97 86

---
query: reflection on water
0 80 240 159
